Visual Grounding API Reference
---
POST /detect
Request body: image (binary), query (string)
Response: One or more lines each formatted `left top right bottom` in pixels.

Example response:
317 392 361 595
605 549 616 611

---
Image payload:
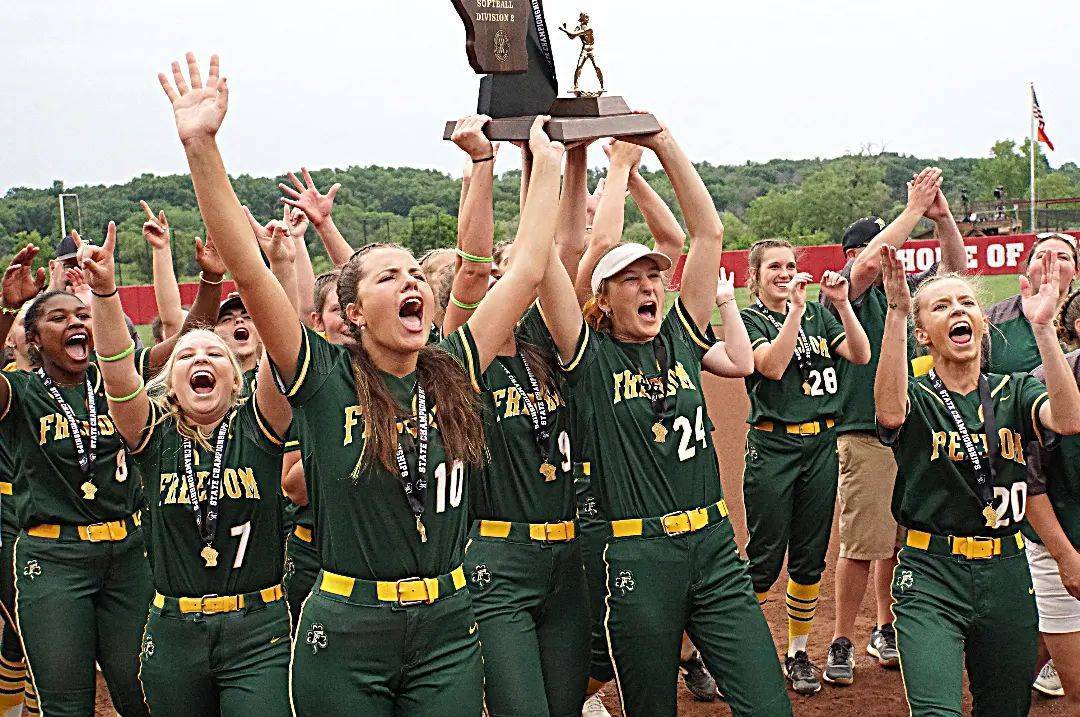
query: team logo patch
22 560 41 581
580 496 598 518
746 444 760 463
306 623 328 654
896 570 914 592
615 570 636 595
472 564 492 588
142 634 155 659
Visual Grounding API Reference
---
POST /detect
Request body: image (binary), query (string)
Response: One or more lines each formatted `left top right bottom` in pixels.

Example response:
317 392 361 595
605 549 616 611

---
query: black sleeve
1026 441 1050 497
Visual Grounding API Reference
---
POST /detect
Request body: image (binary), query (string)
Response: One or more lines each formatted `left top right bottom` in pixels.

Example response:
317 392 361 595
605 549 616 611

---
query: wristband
472 155 495 164
456 249 494 264
450 294 483 310
98 343 135 363
91 288 118 298
106 379 145 404
716 298 734 310
200 272 225 285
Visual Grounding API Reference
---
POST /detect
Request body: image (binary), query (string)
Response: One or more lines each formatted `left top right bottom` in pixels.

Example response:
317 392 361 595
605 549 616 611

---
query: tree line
1 138 1077 285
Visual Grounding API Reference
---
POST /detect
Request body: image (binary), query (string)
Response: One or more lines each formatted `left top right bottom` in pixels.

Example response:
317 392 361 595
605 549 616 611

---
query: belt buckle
954 536 994 560
395 577 429 606
198 594 221 614
797 422 818 436
662 511 692 536
544 522 569 542
84 522 110 542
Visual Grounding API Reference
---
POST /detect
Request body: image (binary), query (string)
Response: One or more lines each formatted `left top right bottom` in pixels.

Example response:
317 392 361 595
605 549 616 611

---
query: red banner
119 280 237 325
668 231 1080 290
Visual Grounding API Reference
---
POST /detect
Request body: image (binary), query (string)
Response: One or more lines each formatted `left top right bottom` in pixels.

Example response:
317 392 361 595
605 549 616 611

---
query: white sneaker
1033 659 1064 697
582 692 612 717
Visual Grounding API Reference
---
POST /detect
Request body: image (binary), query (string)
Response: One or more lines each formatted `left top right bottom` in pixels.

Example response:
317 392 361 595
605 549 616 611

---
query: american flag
1032 85 1055 151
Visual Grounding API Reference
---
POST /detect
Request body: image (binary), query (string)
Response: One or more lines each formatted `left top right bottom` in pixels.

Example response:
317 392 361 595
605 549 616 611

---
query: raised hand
140 200 171 250
195 234 226 279
527 116 565 166
881 246 912 314
923 188 952 222
819 270 851 306
606 139 644 172
73 223 117 294
158 52 229 145
284 205 309 240
47 259 66 293
245 208 295 265
64 268 92 305
716 267 735 306
786 271 814 308
906 167 942 216
451 115 495 161
279 168 340 228
616 112 671 152
2 245 46 309
1021 251 1061 327
585 177 606 227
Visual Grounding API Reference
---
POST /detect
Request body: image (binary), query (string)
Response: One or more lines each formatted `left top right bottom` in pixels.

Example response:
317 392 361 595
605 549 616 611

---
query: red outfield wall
118 280 237 325
669 231 1080 290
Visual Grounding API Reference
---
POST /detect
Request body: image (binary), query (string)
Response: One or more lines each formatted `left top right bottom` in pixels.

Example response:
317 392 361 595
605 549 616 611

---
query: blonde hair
746 239 795 298
145 328 245 450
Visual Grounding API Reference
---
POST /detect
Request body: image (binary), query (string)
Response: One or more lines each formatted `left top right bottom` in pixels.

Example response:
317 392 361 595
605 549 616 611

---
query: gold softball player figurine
559 12 605 97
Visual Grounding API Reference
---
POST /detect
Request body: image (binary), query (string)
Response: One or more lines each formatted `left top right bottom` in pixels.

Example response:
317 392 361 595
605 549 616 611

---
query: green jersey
271 324 481 580
0 365 140 527
986 295 1043 375
881 372 1050 537
1025 353 1080 549
130 397 286 597
554 299 719 521
471 307 574 524
742 300 848 424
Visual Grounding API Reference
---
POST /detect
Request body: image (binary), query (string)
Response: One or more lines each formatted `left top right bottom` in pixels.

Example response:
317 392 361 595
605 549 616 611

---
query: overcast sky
2 0 1078 193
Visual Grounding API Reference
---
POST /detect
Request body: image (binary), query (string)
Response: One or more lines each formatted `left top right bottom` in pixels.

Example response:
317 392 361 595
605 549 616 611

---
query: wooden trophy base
444 95 660 143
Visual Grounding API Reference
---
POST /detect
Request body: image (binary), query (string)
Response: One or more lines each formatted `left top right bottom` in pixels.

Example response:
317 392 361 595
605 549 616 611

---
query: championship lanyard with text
396 383 430 542
926 369 1000 528
497 353 556 481
620 338 673 444
182 416 231 567
756 300 814 395
38 369 98 501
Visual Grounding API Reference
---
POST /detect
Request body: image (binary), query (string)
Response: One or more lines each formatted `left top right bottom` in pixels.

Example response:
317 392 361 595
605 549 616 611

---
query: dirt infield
85 375 1068 716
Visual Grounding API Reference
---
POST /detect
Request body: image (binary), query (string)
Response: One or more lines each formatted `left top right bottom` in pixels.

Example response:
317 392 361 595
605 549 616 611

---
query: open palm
1021 252 1061 327
2 245 46 308
159 53 228 144
279 168 339 227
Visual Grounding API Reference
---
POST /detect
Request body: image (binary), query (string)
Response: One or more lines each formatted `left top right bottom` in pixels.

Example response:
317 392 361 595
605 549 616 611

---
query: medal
652 422 668 443
81 481 97 501
384 382 429 544
539 462 557 482
802 382 812 396
200 545 219 568
416 516 428 543
983 504 999 529
756 300 817 398
38 369 99 500
497 354 555 482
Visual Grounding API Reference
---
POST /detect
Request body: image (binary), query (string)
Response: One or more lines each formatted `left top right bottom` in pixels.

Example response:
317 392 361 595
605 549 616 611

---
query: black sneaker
823 637 855 685
867 624 900 668
679 651 720 702
783 651 821 695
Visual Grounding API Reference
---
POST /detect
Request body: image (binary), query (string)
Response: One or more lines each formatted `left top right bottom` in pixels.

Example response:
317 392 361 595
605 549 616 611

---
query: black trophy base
444 95 661 143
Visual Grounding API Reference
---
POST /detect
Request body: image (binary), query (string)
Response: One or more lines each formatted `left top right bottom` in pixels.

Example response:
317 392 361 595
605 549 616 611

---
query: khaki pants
837 432 901 561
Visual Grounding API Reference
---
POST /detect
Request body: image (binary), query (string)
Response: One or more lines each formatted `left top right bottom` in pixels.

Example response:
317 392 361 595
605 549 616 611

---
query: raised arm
279 168 352 267
923 187 967 275
159 53 302 383
702 270 753 377
875 246 912 430
1025 254 1080 435
819 270 871 365
281 450 307 506
245 209 299 312
849 168 941 298
0 245 47 414
752 273 812 380
77 224 149 448
626 164 685 284
141 201 184 339
285 205 317 323
574 140 641 307
443 116 496 335
467 117 563 370
624 125 723 332
556 145 589 286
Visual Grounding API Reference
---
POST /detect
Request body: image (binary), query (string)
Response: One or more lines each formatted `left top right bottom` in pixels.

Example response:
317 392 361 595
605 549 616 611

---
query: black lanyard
38 369 98 500
182 416 231 567
619 338 673 443
927 369 1000 528
396 383 429 542
756 300 814 393
497 352 556 479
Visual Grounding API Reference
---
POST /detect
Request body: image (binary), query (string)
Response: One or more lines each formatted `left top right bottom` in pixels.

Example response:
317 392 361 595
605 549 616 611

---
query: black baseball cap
841 217 886 252
216 292 245 321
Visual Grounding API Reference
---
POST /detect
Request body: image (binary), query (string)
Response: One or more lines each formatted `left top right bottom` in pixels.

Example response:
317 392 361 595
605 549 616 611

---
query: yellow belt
28 515 138 543
753 418 835 436
319 566 467 606
478 520 576 543
293 525 314 543
0 482 11 496
906 529 1025 560
153 585 284 615
611 499 729 538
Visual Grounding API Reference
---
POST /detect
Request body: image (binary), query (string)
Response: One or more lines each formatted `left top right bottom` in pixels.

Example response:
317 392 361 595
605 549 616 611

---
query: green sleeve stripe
0 374 12 422
830 332 847 349
284 439 300 452
286 326 313 399
560 323 591 373
750 337 769 349
454 326 483 394
253 398 285 447
916 382 944 407
1031 392 1050 445
990 375 1011 398
674 299 713 351
130 402 158 456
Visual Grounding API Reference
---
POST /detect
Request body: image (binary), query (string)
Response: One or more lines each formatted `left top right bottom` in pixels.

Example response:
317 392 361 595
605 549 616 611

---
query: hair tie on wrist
0 303 20 316
200 272 225 285
456 249 494 264
91 288 118 298
98 343 135 363
106 379 145 404
450 294 483 310
472 155 495 164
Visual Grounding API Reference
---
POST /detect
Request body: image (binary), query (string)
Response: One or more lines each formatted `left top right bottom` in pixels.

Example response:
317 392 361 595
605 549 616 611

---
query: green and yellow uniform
130 395 290 716
741 299 847 650
1026 353 1080 549
283 500 317 633
986 294 1044 374
881 372 1048 716
465 307 589 717
554 299 790 717
0 364 152 717
275 326 483 716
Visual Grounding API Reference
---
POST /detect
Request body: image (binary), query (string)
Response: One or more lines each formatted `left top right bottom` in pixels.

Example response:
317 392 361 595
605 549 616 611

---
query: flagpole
1030 82 1037 232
